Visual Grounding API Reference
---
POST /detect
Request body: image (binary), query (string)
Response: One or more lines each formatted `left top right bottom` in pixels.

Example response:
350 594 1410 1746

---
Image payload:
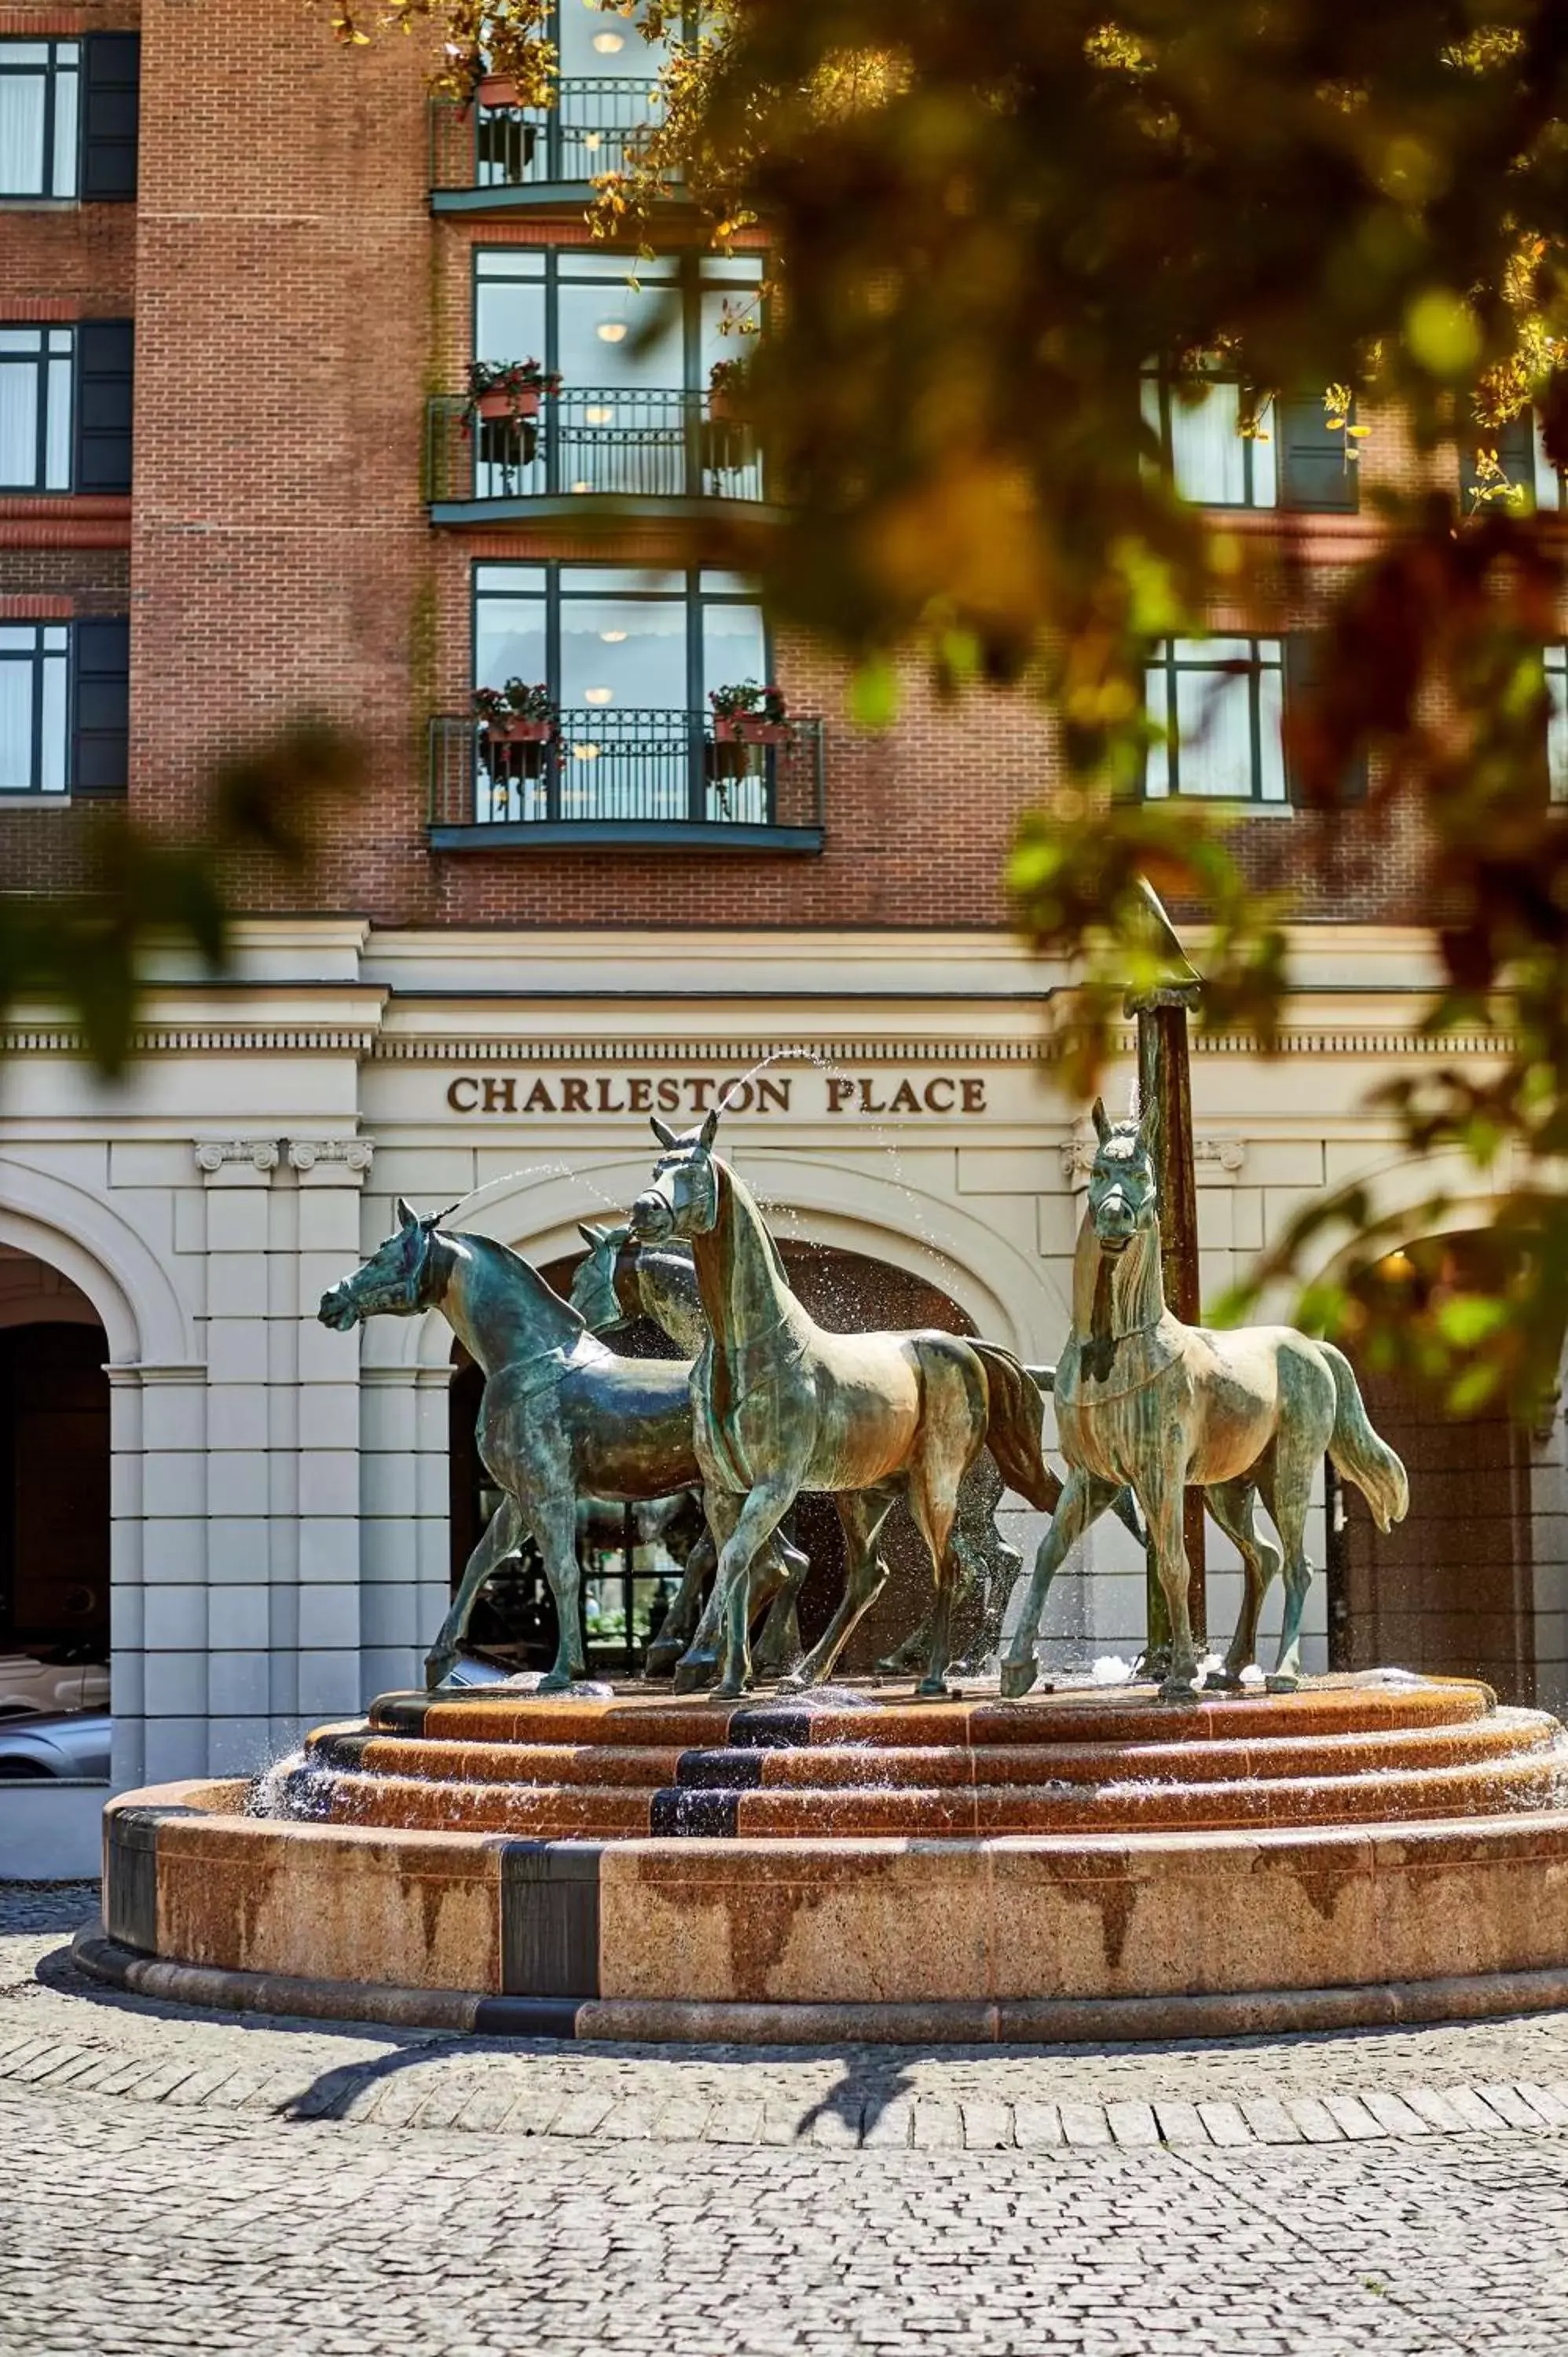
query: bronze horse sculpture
571 1217 1074 1681
1000 1102 1410 1702
317 1200 804 1691
628 1109 1062 1698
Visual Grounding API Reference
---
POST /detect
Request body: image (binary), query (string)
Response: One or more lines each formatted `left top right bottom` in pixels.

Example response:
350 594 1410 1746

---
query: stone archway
1328 1230 1539 1702
0 1252 112 1685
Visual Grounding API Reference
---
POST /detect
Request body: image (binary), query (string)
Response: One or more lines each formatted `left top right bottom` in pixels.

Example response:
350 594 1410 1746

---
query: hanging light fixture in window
596 321 628 344
584 686 614 705
599 629 628 643
592 31 625 53
584 404 614 425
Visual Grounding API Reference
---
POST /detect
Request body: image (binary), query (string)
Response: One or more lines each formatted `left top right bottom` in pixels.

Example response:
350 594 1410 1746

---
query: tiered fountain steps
277 1677 1568 1840
93 1673 1568 2043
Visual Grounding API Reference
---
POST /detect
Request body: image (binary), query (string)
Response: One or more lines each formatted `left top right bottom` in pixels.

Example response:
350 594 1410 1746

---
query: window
1145 637 1286 803
0 322 133 493
1142 377 1359 513
1546 646 1568 802
0 328 72 489
0 41 79 199
0 34 137 202
1461 409 1564 515
473 563 767 820
475 247 763 394
0 618 127 799
1141 376 1274 508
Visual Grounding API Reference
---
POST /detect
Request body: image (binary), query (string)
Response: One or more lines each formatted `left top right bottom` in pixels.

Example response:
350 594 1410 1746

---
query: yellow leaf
1347 423 1371 437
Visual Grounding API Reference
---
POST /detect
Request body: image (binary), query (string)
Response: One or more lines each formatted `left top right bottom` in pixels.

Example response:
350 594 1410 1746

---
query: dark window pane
1277 394 1359 513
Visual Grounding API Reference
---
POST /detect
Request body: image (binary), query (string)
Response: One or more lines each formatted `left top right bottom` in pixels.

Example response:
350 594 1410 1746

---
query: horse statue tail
971 1342 1063 1513
1321 1342 1410 1533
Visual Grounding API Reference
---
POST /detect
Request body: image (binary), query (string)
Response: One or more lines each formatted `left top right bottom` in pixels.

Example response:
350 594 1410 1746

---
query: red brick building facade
1 0 1563 1878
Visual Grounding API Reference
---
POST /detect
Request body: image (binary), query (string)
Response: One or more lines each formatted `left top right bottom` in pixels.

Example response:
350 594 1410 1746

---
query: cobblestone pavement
9 1884 1568 2353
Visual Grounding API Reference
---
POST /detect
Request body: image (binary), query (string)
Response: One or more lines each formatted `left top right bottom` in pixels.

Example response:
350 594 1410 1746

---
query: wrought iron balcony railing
426 388 765 509
429 78 664 196
428 709 825 846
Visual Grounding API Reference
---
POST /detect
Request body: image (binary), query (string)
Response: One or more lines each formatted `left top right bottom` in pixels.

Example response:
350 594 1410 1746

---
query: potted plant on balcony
464 359 561 470
705 354 757 476
475 680 558 780
707 682 792 801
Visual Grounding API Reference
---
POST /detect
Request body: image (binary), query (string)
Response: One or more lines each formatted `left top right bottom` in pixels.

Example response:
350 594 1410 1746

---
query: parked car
0 1710 112 1779
0 1653 110 1716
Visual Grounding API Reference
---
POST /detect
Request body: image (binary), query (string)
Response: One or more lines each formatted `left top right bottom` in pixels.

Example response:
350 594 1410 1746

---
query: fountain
82 1094 1568 2044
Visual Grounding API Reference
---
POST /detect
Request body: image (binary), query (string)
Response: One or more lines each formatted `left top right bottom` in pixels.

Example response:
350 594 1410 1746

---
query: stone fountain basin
82 1676 1568 2044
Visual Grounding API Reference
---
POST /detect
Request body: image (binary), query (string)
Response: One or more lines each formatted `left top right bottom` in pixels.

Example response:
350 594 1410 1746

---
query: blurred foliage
330 0 1568 1418
0 722 365 1080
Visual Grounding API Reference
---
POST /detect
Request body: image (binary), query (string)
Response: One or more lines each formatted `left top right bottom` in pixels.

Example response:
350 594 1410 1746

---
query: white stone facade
1 917 1562 1875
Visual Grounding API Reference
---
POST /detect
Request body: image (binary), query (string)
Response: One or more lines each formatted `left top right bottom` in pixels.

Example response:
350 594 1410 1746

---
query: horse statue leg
708 1478 800 1701
531 1487 588 1693
425 1494 523 1688
782 1485 899 1691
1258 1428 1321 1692
752 1530 809 1678
644 1523 715 1678
1202 1475 1281 1691
999 1470 1121 1698
1140 1464 1203 1701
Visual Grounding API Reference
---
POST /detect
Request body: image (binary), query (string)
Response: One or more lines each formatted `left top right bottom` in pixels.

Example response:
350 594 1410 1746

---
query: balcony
429 79 665 208
425 389 768 521
427 709 826 851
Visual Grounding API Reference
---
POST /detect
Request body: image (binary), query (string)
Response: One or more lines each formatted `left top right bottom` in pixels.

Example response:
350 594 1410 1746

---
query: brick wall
0 0 1508 932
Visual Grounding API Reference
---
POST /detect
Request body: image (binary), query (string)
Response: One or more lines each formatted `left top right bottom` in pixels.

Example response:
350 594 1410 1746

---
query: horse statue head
570 1218 633 1332
628 1106 723 1242
1086 1097 1160 1255
317 1197 458 1330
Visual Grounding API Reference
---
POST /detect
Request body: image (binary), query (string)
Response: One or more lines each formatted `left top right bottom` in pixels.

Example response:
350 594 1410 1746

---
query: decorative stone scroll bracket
287 1139 376 1186
194 1138 376 1189
194 1139 281 1184
1059 1132 1247 1186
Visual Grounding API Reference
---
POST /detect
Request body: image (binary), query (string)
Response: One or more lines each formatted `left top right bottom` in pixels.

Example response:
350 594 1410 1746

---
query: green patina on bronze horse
628 1109 1061 1698
317 1199 803 1691
1000 1102 1410 1703
572 1216 1041 1681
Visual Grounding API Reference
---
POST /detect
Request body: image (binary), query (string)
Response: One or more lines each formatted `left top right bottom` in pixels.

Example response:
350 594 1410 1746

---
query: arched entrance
1328 1232 1539 1703
0 1248 111 1720
445 1234 984 1676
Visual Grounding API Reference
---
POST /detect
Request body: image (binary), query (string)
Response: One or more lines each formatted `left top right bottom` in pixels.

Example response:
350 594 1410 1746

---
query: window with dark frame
0 618 128 799
0 33 138 202
0 40 79 199
0 321 133 493
1460 409 1565 515
1143 637 1287 803
1141 376 1361 514
1546 645 1568 803
472 561 768 823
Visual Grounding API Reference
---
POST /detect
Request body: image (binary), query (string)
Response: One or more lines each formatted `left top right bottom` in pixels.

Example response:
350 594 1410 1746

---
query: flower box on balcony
477 74 525 108
713 716 792 747
474 384 541 424
482 720 555 780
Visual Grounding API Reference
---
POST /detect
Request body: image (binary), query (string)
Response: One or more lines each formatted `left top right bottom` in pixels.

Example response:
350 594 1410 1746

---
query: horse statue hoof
915 1677 959 1700
643 1641 683 1680
1203 1667 1245 1694
1157 1677 1200 1704
671 1651 716 1694
423 1657 452 1692
998 1659 1038 1700
1265 1671 1302 1694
